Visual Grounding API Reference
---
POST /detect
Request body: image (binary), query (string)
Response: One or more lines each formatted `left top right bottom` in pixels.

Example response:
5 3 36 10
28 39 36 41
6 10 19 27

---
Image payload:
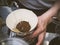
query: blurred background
0 0 60 45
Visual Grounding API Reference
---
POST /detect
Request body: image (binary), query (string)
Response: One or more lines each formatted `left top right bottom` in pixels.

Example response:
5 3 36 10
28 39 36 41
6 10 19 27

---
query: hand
31 16 49 45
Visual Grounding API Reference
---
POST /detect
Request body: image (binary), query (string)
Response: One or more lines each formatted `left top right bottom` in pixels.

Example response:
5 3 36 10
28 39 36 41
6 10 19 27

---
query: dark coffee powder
16 21 31 33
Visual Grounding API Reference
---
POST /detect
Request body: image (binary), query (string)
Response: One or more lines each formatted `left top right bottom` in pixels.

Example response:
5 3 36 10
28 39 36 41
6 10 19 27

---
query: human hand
31 15 49 45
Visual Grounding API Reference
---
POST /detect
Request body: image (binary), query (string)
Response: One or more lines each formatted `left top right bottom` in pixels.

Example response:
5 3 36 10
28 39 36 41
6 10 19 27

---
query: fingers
36 30 46 45
32 25 45 38
31 28 41 38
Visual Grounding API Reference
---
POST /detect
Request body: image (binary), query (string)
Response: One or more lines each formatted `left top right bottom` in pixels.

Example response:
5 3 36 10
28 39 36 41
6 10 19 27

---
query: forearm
39 2 59 22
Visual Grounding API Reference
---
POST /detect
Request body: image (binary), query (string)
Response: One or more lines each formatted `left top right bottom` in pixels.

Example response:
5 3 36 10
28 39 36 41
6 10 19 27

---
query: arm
39 2 59 23
32 2 60 37
32 2 60 45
